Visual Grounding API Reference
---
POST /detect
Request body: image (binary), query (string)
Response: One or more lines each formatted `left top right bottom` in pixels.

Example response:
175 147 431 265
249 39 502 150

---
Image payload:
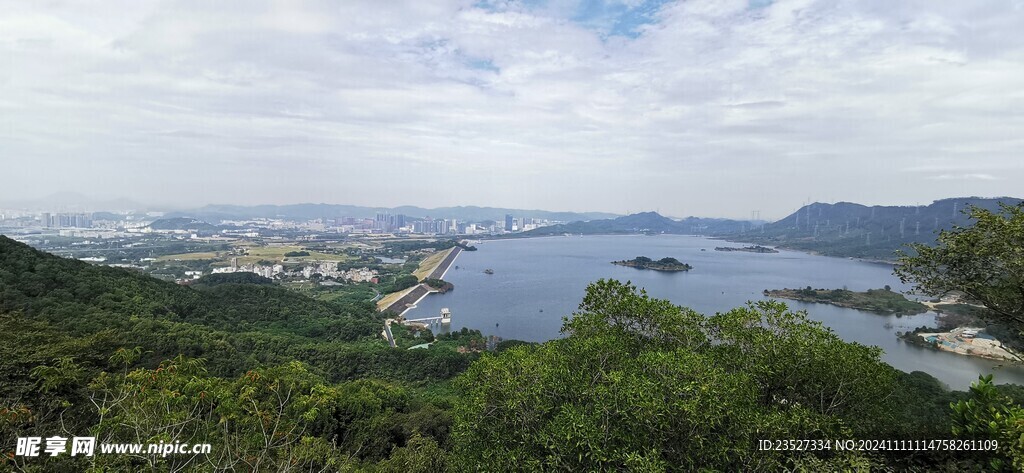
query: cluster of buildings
211 261 286 278
40 212 93 228
211 213 506 236
0 210 158 238
210 258 379 283
503 214 543 232
1 208 557 239
374 212 551 235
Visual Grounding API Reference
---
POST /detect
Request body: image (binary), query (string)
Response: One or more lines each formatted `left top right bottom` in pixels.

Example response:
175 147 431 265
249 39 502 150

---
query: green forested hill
2 236 1022 470
0 235 476 470
0 236 476 381
729 197 1023 260
520 211 751 236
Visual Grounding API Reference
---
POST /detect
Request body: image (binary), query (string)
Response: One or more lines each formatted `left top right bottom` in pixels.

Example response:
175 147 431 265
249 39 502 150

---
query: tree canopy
4 234 1024 470
895 203 1024 330
451 280 902 471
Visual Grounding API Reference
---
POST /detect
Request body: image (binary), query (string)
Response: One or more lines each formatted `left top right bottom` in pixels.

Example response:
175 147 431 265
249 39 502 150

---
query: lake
404 234 1024 388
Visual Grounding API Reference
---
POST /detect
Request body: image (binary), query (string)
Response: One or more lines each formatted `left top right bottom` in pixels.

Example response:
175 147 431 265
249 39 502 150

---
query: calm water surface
406 235 1024 388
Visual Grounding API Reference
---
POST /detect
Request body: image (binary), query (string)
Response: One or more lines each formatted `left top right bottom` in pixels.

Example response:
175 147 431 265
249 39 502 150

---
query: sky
1 0 1023 219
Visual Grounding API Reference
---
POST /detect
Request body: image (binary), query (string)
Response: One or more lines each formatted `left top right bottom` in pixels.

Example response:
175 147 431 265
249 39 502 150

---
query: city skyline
3 1 1023 218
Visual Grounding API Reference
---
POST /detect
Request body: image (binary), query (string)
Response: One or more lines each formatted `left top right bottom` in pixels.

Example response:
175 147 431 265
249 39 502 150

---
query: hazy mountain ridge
727 196 1023 260
168 204 618 223
519 211 753 236
147 217 219 231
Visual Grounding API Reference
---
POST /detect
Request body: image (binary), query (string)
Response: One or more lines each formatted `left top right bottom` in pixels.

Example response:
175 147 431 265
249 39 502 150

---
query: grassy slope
413 248 454 281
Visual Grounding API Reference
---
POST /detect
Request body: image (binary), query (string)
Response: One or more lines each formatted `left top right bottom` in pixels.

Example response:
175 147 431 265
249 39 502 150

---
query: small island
612 256 692 272
763 286 928 315
715 245 779 253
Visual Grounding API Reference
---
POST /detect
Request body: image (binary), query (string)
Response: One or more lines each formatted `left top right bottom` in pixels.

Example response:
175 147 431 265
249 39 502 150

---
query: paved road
382 320 397 348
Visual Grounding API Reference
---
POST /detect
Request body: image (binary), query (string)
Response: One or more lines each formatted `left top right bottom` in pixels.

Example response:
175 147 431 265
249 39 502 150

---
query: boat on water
484 268 494 274
440 307 451 324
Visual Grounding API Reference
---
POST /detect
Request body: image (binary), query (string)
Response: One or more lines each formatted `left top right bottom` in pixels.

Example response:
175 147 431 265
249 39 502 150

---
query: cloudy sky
2 0 1022 219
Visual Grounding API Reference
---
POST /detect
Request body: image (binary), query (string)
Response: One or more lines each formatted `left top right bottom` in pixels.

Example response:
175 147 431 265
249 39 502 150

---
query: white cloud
927 173 1000 181
1 0 1022 217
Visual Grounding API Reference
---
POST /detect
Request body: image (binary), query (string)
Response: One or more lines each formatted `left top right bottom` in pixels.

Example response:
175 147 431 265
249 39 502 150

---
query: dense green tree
451 280 892 471
375 434 449 472
895 203 1024 331
6 233 1023 471
950 375 1024 471
392 275 419 292
707 300 898 436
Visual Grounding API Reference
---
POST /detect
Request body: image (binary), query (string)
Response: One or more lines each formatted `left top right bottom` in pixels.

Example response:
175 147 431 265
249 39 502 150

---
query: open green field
237 245 351 265
160 243 352 266
157 251 222 261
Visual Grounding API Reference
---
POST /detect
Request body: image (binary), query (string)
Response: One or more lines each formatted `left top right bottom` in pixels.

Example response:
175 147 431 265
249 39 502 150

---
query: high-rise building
504 214 513 232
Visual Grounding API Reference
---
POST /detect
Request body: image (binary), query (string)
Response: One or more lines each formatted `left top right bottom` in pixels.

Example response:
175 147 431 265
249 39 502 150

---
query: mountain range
515 196 1023 261
519 211 754 236
726 196 1023 260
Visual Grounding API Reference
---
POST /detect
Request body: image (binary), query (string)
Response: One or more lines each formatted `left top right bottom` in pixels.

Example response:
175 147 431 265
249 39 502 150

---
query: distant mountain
148 217 219 231
520 211 753 236
168 203 618 223
728 196 1023 260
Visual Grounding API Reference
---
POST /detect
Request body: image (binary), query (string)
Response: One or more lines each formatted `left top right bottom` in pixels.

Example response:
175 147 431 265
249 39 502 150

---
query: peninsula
612 256 692 272
763 287 928 315
715 245 779 253
901 328 1021 363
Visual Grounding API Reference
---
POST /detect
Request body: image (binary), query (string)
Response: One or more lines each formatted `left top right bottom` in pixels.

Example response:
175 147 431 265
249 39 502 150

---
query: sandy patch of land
915 327 1021 362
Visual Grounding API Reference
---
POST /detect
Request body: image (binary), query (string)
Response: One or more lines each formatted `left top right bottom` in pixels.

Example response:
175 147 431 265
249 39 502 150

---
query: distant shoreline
481 232 899 265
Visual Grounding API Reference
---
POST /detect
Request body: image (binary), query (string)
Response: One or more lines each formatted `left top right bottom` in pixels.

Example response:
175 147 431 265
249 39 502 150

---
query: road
382 320 397 348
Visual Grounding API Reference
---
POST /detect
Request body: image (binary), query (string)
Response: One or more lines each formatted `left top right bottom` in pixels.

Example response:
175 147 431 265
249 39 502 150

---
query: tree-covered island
612 256 692 271
715 245 780 253
763 286 928 315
